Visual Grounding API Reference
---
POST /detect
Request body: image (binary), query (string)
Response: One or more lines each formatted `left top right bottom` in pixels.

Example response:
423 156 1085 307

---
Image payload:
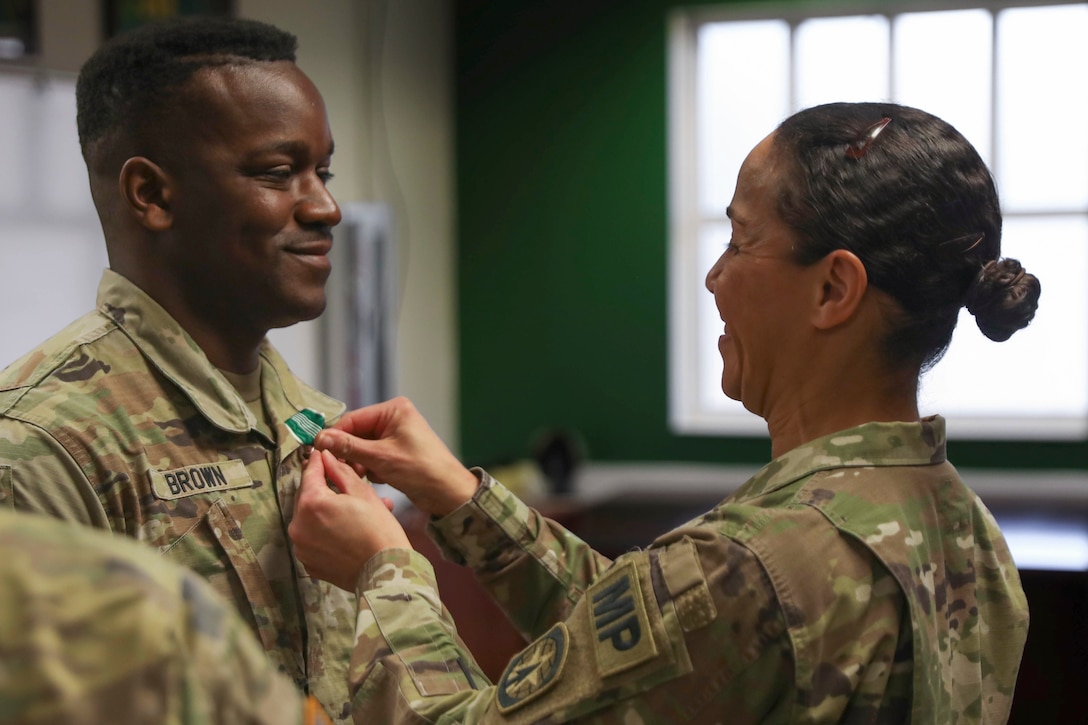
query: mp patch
150 459 254 501
588 560 658 678
285 408 326 445
496 622 569 713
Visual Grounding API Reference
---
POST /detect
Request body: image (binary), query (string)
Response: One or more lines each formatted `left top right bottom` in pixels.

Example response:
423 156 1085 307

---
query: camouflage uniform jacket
348 417 1029 723
0 270 355 722
0 507 335 724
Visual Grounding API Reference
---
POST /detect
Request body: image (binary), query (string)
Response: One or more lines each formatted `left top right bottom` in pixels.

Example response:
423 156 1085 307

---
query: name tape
150 459 254 500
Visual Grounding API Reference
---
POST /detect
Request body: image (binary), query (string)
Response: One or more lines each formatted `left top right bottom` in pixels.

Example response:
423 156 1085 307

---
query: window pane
795 16 889 109
697 21 790 218
997 5 1088 211
671 5 1088 439
894 9 992 165
919 215 1088 434
696 223 763 429
697 222 730 411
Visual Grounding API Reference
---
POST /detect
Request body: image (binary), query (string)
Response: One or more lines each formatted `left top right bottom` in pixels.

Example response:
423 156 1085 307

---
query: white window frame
668 0 1088 440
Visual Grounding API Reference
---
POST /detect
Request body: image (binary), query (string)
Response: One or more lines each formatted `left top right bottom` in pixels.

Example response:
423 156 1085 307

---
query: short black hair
76 16 297 161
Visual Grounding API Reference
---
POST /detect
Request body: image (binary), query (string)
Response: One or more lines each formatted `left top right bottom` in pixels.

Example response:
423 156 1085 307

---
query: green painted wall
454 0 1088 472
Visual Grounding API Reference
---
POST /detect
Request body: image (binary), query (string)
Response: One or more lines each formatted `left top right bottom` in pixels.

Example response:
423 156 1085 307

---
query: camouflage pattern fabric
348 416 1028 723
0 507 335 724
0 270 355 722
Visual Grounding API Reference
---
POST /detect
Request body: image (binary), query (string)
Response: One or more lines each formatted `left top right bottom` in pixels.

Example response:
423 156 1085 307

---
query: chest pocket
146 462 301 678
0 466 12 509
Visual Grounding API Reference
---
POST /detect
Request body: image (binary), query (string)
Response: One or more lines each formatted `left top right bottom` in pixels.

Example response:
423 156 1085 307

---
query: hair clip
963 234 985 253
845 117 892 159
940 232 986 254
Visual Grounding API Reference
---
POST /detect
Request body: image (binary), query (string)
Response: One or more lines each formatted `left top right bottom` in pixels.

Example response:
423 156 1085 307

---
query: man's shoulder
0 309 140 419
0 507 189 671
0 311 112 385
0 508 300 722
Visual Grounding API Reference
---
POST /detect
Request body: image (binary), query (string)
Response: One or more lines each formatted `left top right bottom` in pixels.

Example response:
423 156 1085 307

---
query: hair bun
965 259 1041 342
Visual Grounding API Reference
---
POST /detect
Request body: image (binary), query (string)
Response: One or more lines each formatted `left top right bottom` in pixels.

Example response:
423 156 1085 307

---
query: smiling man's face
157 60 341 339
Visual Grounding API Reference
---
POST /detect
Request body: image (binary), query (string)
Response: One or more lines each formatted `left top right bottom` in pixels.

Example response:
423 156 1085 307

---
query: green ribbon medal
285 409 326 445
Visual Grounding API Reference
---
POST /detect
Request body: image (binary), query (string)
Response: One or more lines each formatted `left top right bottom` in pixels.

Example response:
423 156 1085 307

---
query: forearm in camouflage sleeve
349 548 494 723
178 568 318 723
427 471 614 639
347 533 798 724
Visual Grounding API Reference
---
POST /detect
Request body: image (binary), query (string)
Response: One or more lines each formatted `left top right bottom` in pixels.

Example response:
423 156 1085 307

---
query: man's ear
118 157 172 232
812 248 868 330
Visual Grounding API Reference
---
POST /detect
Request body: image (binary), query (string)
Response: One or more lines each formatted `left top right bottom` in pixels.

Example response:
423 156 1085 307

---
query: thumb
314 428 378 466
319 450 370 497
297 449 331 511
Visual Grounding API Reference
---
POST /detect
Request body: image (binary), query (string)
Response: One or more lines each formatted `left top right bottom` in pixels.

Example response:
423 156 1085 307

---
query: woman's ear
812 248 868 330
118 157 173 232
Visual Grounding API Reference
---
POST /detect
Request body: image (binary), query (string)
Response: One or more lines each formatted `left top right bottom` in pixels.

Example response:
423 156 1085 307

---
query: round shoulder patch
496 622 569 714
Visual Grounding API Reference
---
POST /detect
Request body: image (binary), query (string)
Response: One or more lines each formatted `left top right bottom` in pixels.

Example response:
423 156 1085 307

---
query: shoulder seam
1 312 117 385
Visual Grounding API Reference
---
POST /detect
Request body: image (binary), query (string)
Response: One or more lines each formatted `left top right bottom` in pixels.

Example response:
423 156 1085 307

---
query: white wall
6 0 460 451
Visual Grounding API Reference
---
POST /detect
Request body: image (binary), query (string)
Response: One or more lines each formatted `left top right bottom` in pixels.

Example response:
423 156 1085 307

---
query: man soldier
0 16 354 721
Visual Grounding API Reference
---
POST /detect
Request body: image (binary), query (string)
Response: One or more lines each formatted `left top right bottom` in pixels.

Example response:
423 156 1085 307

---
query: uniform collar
96 269 343 434
732 417 948 501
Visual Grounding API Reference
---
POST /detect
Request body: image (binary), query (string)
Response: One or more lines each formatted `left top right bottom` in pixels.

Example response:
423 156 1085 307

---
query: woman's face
704 133 820 417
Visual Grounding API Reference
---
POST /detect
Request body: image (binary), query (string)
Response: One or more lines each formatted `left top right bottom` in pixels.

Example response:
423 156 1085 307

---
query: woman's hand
312 396 480 517
289 449 412 592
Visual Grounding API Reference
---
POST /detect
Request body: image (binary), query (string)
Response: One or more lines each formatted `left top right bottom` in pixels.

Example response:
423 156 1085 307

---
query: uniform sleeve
0 509 324 724
348 528 797 723
0 417 110 527
174 568 319 724
427 471 614 639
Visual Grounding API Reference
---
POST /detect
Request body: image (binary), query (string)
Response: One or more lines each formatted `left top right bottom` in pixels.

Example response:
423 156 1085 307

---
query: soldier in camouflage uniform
288 103 1039 723
0 17 355 721
0 507 335 724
